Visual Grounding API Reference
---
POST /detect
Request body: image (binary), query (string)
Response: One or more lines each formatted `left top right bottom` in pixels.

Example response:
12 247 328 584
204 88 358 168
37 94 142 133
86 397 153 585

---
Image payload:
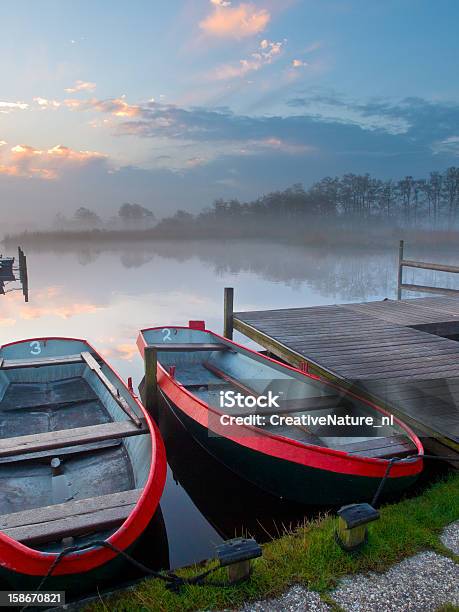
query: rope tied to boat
21 539 239 610
372 453 459 508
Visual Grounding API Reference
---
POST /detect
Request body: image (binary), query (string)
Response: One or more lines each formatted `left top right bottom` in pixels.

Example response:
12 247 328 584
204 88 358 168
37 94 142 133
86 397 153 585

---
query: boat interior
143 327 418 461
0 347 151 553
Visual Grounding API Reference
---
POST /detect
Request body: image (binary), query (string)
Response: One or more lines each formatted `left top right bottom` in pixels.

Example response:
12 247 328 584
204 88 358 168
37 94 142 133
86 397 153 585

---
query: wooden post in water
144 346 158 414
224 287 234 340
397 240 404 300
18 246 29 302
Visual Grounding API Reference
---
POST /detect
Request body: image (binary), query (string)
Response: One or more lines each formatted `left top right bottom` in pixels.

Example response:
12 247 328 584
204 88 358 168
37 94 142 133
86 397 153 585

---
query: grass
86 472 459 612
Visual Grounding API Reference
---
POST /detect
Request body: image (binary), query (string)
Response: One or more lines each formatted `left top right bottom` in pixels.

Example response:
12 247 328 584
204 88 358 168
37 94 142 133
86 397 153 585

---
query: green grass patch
87 473 459 612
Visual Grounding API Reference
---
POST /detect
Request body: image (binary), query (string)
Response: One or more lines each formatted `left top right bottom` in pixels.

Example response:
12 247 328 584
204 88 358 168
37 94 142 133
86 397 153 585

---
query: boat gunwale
0 336 167 577
137 325 423 479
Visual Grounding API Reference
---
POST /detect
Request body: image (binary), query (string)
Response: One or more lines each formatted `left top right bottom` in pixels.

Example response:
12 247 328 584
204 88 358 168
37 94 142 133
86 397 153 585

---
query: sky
1 0 459 230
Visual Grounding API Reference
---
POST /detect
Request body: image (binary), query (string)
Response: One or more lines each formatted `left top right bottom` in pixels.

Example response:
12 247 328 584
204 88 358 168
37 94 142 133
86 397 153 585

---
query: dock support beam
18 246 29 302
397 240 404 300
224 287 234 340
144 347 158 414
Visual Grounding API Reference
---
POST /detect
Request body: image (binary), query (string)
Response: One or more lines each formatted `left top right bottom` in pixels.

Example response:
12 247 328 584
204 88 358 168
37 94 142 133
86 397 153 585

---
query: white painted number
30 341 41 355
162 329 172 342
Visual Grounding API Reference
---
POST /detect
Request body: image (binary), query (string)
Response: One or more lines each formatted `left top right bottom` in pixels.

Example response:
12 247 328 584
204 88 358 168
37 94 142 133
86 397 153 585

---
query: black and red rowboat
137 322 423 506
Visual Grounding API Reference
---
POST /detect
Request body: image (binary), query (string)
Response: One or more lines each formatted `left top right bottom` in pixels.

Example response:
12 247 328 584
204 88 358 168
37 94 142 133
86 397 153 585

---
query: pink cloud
292 58 308 68
200 2 270 38
0 143 107 180
64 80 96 93
64 96 141 118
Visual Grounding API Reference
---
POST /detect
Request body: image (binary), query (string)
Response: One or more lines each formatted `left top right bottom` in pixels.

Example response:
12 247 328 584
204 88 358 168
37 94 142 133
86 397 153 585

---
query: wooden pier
230 293 459 455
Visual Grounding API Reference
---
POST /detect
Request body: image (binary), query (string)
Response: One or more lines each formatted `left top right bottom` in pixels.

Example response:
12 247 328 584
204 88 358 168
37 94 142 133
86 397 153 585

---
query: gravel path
238 521 459 612
441 520 459 555
240 584 331 612
332 551 459 612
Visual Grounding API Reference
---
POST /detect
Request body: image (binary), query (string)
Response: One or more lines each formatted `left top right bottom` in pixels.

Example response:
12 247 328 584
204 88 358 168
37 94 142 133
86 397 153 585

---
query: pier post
397 240 404 300
224 287 234 340
144 346 158 414
18 246 29 302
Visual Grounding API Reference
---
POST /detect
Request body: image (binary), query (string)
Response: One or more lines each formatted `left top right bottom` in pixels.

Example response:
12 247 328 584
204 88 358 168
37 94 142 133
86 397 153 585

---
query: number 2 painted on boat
162 329 172 342
30 341 41 355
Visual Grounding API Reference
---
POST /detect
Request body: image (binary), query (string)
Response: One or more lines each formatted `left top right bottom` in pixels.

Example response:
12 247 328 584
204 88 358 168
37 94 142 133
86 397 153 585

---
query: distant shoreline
3 225 459 251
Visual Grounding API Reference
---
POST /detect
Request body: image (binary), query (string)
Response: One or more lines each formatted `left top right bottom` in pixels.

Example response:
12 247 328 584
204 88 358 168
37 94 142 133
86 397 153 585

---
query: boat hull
165 396 418 506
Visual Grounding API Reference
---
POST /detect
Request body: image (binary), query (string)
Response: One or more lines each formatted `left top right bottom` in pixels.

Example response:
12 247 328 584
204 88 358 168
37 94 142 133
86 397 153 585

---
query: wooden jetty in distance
0 247 28 302
227 291 459 459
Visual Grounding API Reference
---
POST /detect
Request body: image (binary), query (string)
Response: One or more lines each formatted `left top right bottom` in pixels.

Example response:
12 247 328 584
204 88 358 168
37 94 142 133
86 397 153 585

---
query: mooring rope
372 453 459 508
21 540 230 611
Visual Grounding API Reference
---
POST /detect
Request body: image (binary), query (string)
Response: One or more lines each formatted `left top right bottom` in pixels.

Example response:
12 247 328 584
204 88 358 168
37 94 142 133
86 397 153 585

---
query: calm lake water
0 239 457 578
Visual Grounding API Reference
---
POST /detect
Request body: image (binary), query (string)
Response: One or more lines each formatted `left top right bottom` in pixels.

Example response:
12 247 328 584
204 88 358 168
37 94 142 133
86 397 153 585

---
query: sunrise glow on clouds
200 1 270 38
0 144 106 180
0 1 458 225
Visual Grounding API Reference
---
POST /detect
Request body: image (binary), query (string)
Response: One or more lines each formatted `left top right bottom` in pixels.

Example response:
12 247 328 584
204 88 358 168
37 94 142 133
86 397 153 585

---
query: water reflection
10 239 459 301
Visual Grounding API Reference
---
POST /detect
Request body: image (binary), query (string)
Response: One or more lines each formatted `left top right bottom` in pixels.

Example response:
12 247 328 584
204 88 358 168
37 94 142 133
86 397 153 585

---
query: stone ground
240 521 459 612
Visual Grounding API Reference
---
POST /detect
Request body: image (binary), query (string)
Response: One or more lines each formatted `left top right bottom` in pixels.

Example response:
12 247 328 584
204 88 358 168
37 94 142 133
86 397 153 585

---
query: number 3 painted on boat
30 341 42 355
162 329 172 342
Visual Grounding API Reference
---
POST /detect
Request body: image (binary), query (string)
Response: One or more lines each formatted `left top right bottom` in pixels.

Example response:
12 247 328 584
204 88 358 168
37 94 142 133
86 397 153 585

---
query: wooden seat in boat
0 354 85 370
0 439 122 465
0 419 148 459
150 343 229 352
338 435 415 459
0 489 142 545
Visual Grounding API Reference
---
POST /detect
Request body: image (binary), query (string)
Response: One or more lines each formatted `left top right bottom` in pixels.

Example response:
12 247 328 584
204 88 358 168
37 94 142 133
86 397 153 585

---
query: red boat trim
137 326 423 480
0 337 167 577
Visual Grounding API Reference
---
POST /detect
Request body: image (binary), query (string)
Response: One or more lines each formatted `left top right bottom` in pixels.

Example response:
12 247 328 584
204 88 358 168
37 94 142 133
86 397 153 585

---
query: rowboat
137 323 423 506
0 337 166 591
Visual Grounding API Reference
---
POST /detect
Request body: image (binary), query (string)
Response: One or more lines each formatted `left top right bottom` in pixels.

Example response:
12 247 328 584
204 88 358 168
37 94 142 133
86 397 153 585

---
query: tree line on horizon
46 166 459 237
156 168 459 235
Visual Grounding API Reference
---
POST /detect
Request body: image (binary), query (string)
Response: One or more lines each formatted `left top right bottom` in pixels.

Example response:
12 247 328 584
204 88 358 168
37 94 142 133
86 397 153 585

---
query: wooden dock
232 295 459 454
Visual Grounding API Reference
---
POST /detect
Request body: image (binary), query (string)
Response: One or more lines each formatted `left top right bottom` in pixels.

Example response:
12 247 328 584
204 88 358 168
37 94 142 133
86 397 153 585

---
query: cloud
214 39 283 79
64 96 140 117
33 97 61 109
433 136 459 156
292 59 307 68
246 137 314 155
0 101 29 114
211 0 232 5
186 156 208 167
0 143 107 180
200 2 270 38
64 80 96 93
